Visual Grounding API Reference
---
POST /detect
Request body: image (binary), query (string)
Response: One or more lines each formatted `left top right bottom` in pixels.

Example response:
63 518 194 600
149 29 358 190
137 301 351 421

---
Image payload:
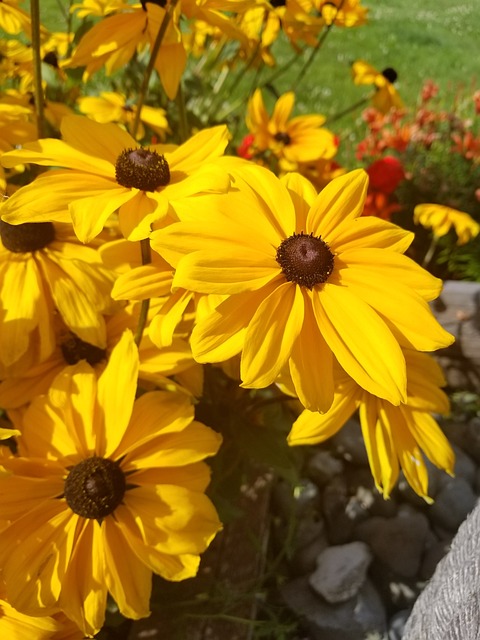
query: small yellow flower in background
70 0 127 19
288 350 454 502
304 0 368 27
414 203 480 245
1 115 238 242
152 166 454 412
77 91 170 141
352 60 403 113
246 88 337 164
0 0 33 37
0 219 116 376
67 2 186 100
0 331 222 637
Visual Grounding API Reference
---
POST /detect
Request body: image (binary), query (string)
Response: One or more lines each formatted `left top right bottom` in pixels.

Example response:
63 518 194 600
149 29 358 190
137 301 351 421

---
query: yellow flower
246 89 337 164
314 0 368 27
70 0 128 19
0 0 32 37
77 91 170 141
151 167 454 412
0 300 199 409
288 350 454 501
414 203 480 246
1 115 235 242
67 2 185 100
0 331 222 636
0 219 116 375
352 60 403 113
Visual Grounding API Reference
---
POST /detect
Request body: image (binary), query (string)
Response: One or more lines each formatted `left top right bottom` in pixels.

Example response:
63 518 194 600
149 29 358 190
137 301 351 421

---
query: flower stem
175 81 189 142
134 239 152 347
422 234 440 269
30 0 46 138
131 0 179 140
291 0 345 92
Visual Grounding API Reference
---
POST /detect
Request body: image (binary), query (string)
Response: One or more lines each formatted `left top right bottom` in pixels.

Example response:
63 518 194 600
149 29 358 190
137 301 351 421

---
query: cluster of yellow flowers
0 0 474 636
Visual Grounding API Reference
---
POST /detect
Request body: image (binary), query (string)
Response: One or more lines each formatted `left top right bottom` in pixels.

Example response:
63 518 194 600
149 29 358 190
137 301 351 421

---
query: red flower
237 133 255 159
366 156 405 194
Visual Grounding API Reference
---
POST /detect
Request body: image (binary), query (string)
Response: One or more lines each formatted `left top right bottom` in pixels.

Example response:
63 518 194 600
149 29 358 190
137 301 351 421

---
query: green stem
324 93 372 125
131 0 179 139
30 0 46 138
175 81 189 142
422 234 440 269
291 0 346 92
134 239 152 347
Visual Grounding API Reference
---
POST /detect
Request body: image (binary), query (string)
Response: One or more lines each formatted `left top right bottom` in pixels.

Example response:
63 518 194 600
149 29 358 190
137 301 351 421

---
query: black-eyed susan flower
0 0 33 37
0 330 222 636
414 203 480 246
1 115 237 242
287 350 454 501
68 1 188 100
246 89 337 165
151 167 454 412
352 60 403 113
0 301 199 409
0 219 116 375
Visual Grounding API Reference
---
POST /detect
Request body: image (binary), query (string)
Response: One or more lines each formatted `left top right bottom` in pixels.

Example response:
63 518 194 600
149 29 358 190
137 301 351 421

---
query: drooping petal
288 386 358 445
312 284 407 405
289 292 335 412
359 398 399 498
241 282 304 388
118 191 164 241
69 187 135 243
405 409 455 475
60 520 107 637
103 518 152 621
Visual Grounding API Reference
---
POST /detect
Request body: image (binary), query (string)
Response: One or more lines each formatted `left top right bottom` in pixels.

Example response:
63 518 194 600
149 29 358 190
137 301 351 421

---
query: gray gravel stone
307 449 345 487
281 576 387 640
330 418 369 466
355 505 430 578
309 541 373 603
428 476 478 531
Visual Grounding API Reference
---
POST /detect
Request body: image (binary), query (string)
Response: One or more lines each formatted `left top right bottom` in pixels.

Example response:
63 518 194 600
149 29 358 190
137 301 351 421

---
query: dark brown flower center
382 67 398 84
274 131 291 145
61 332 107 366
0 220 55 253
115 147 170 191
64 456 126 520
276 232 334 289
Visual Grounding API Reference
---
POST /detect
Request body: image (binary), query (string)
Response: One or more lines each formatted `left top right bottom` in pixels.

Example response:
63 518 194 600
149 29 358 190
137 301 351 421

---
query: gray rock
330 418 369 466
452 445 476 487
290 516 329 576
428 476 478 531
431 280 480 393
388 609 411 640
272 477 321 520
281 575 387 640
322 475 355 544
309 541 373 603
420 536 452 581
355 505 430 578
307 449 345 487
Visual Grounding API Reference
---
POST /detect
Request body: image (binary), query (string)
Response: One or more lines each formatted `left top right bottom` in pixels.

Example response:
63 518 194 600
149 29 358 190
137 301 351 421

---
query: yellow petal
70 187 134 243
98 330 139 458
313 284 407 404
241 282 304 388
307 169 369 237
